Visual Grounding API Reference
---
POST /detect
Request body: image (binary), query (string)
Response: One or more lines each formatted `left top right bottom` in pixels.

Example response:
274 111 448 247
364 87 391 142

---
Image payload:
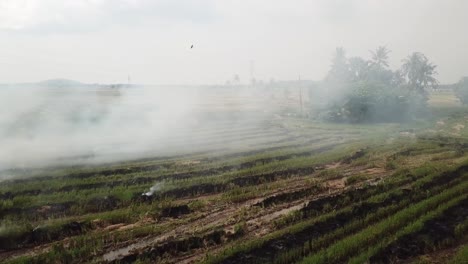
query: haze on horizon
0 0 467 85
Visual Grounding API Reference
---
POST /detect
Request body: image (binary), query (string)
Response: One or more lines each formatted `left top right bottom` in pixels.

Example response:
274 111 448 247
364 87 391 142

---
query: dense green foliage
313 47 438 123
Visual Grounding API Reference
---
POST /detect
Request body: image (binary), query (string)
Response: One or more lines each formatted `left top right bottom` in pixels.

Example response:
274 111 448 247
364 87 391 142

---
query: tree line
311 46 439 123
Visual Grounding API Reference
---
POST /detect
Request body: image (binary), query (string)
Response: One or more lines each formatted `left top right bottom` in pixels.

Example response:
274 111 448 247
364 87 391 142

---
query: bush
313 47 436 123
322 82 421 123
454 77 468 105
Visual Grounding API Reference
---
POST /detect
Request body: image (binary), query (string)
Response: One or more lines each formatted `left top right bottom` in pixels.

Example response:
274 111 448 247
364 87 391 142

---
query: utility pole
249 60 254 87
299 75 303 116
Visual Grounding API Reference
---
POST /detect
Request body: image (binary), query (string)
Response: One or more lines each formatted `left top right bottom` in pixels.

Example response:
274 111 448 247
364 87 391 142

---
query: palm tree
401 52 438 96
370 46 390 68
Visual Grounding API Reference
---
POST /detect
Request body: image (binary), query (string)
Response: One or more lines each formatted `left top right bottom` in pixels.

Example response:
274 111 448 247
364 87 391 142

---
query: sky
0 0 467 85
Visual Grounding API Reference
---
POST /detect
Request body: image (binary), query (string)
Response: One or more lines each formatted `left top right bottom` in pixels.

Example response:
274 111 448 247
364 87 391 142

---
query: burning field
0 91 467 264
2 0 468 263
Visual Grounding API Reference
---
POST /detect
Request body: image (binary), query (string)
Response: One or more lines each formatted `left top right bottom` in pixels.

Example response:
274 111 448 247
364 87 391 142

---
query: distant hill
0 79 137 89
37 79 86 88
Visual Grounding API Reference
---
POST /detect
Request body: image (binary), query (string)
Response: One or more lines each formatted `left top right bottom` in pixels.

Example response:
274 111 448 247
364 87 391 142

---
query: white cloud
0 0 217 33
0 0 467 84
0 0 38 29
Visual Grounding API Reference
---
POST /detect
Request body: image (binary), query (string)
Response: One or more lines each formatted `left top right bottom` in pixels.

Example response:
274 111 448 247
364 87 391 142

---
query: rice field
1 94 468 264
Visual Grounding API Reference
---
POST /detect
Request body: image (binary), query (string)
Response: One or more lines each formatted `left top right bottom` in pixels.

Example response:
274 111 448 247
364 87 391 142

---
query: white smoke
0 83 280 176
142 181 164 197
0 85 200 172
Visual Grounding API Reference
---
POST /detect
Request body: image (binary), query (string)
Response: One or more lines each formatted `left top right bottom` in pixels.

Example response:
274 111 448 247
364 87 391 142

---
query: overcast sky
0 0 467 85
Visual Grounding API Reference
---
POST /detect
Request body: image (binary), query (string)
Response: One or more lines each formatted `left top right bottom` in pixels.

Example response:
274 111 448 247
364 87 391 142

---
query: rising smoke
142 181 165 197
0 82 277 179
0 84 196 173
